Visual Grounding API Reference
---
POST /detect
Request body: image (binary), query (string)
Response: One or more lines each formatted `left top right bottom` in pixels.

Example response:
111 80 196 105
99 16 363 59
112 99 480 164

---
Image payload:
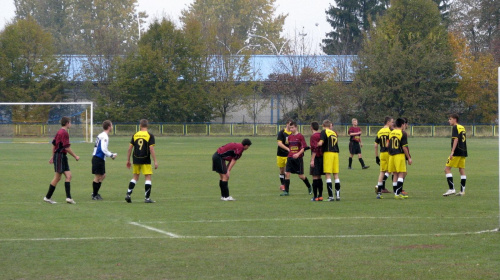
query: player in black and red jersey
212 139 252 201
309 121 325 201
280 121 312 196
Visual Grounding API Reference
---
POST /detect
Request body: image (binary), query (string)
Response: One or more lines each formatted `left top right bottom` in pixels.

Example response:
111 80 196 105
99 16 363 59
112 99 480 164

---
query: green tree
354 0 456 123
322 0 389 55
15 0 143 55
449 33 498 123
102 19 211 123
0 18 65 122
0 18 64 102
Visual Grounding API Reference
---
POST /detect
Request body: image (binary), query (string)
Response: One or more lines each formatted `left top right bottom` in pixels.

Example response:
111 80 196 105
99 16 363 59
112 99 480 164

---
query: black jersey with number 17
130 130 155 164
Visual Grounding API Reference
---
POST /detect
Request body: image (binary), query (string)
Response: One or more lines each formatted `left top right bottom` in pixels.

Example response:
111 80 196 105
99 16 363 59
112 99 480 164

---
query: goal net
0 102 93 143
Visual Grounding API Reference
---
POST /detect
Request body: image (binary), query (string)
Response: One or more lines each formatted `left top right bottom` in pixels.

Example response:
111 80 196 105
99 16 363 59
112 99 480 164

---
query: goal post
0 102 93 143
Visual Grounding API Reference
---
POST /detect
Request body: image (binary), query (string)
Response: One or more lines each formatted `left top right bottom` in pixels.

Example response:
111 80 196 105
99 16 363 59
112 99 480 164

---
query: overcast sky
0 0 333 54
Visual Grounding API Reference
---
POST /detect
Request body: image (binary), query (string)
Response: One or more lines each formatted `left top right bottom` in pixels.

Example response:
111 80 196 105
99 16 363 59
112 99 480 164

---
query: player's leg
45 172 62 204
333 173 341 201
144 171 155 203
281 170 291 196
125 166 141 202
457 157 466 195
443 159 456 196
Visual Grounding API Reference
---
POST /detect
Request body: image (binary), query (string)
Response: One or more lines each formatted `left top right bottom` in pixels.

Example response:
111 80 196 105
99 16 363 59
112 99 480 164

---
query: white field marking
0 228 497 242
143 216 497 224
129 222 182 238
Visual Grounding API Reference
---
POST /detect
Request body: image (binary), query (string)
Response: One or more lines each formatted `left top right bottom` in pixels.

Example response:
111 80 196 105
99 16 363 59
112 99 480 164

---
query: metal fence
1 123 498 139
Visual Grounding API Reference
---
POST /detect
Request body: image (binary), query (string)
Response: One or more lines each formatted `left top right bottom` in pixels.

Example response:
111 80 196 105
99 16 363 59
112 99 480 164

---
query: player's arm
293 148 305 159
449 138 458 160
277 141 290 152
65 147 80 161
101 136 116 159
150 145 158 169
403 146 412 165
126 144 133 169
317 140 324 147
310 151 316 167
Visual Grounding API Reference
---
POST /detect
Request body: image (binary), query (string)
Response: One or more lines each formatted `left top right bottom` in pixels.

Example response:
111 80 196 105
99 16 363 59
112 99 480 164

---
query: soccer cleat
225 196 236 201
376 194 383 199
328 196 335 201
91 194 103 200
43 197 57 204
336 196 340 201
280 191 289 196
381 189 391 193
66 198 76 204
443 189 456 196
456 191 465 196
125 195 132 203
221 196 226 201
394 194 406 200
279 185 285 191
144 198 155 203
347 166 352 170
401 190 408 195
316 197 323 201
308 186 312 195
362 165 370 169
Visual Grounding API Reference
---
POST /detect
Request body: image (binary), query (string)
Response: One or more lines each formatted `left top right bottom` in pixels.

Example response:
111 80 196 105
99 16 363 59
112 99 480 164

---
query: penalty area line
129 222 182 238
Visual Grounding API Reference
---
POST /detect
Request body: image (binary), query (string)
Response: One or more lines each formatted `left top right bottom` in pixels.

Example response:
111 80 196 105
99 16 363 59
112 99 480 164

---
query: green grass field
0 136 499 279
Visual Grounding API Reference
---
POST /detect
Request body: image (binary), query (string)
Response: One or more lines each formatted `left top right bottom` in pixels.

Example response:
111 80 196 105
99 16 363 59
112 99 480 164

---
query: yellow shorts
388 154 406 173
446 156 466 169
132 164 153 175
277 156 287 168
323 152 339 174
380 152 389 172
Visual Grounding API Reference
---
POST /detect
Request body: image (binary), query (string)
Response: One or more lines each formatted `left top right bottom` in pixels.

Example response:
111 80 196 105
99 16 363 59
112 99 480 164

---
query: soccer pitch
0 136 498 279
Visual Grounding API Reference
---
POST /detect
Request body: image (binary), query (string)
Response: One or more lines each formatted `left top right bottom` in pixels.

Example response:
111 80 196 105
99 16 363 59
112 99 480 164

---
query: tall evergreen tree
322 0 389 55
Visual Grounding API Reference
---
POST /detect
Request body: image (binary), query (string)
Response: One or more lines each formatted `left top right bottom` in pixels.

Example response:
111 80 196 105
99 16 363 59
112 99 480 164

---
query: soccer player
44 116 80 204
309 121 324 201
374 116 393 198
387 118 412 199
276 119 292 191
317 120 341 201
443 114 467 196
212 139 252 201
348 118 369 170
125 119 158 203
280 121 312 196
91 120 117 200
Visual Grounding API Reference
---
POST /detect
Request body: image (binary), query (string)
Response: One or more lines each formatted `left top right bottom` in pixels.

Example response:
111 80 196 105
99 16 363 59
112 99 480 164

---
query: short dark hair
311 121 319 131
140 119 148 128
395 118 405 128
61 117 70 126
384 116 393 125
242 138 252 146
286 119 293 125
289 121 297 127
449 113 459 122
102 120 112 130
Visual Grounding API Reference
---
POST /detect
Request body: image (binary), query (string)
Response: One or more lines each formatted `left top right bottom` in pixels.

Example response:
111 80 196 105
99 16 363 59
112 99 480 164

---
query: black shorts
53 153 70 174
349 141 362 155
92 156 106 175
286 157 304 175
212 152 227 174
310 156 325 176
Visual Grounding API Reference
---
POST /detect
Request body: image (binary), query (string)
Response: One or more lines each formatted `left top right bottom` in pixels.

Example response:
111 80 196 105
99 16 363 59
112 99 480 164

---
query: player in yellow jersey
443 114 468 196
387 118 412 199
125 119 158 203
317 120 341 201
374 116 393 198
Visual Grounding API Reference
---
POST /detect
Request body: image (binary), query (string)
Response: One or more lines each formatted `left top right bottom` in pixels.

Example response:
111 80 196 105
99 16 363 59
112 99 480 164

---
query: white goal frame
0 102 93 143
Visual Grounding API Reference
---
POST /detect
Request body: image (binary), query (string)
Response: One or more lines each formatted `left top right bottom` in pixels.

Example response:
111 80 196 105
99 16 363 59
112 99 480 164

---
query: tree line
0 0 497 124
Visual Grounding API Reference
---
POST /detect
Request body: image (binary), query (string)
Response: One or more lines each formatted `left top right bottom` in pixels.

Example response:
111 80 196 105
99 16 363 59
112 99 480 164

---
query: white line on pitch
129 222 182 238
0 228 497 242
144 216 496 224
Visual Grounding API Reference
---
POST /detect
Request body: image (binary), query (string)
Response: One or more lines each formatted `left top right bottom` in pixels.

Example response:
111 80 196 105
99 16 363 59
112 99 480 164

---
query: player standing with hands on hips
91 120 117 200
212 139 252 201
44 117 79 204
125 119 158 203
